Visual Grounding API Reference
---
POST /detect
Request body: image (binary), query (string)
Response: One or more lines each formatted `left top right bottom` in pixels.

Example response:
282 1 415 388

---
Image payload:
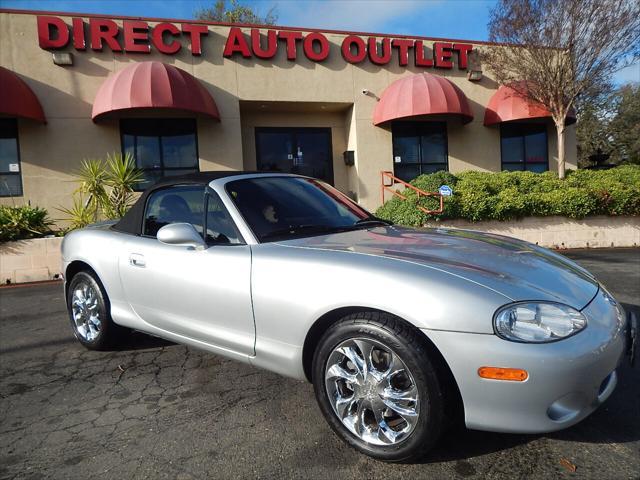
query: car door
118 185 255 356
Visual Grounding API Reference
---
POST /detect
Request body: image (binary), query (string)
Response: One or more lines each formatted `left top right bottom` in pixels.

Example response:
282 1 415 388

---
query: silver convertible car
62 172 636 461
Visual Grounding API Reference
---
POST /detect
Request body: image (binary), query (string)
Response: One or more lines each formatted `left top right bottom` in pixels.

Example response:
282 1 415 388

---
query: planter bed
425 215 639 249
0 237 63 284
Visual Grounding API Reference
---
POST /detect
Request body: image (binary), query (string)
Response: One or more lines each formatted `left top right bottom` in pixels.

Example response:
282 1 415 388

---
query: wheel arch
301 306 464 423
64 260 99 297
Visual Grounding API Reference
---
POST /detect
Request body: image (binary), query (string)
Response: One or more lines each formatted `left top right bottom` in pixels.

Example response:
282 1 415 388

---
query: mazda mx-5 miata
62 172 636 461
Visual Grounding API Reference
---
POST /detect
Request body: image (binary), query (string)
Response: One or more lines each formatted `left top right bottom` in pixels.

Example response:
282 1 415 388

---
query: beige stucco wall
0 11 578 216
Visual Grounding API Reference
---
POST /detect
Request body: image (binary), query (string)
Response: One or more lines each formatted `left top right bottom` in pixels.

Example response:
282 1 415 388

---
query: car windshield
226 176 385 242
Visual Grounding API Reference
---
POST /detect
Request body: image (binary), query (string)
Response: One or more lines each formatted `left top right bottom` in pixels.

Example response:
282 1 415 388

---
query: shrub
375 165 640 226
0 205 54 242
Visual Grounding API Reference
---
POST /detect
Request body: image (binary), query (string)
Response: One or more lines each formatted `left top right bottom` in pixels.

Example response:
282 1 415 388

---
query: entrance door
255 127 334 184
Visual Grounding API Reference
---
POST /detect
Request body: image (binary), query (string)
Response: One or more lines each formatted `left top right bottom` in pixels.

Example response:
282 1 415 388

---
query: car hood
277 226 599 310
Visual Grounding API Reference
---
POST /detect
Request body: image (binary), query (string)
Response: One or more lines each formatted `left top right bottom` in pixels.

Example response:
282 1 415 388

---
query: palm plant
103 152 143 219
57 194 95 231
75 159 108 223
59 152 143 230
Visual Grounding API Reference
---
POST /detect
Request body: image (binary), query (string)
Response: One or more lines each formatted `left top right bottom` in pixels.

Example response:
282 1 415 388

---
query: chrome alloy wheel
71 281 101 342
324 338 420 446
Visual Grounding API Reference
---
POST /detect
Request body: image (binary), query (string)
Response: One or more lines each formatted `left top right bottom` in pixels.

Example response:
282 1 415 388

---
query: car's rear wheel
312 312 445 462
67 270 122 350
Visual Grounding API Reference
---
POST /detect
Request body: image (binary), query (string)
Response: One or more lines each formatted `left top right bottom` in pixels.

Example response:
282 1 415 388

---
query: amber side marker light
478 367 528 381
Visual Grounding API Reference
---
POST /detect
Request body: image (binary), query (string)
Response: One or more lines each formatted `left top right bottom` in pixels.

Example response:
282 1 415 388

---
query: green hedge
375 166 640 227
0 205 54 242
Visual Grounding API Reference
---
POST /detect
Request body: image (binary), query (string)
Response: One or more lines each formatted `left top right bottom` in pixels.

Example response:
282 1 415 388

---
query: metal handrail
380 171 444 215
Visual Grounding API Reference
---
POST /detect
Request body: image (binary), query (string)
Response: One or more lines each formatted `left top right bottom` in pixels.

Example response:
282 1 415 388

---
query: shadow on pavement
419 427 535 464
109 330 176 351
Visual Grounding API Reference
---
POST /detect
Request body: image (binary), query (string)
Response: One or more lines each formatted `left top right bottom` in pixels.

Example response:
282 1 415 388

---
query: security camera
361 88 380 101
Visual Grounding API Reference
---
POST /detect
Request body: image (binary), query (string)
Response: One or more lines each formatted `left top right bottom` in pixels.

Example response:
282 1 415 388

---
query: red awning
92 61 220 122
0 66 46 123
484 83 576 126
373 72 473 126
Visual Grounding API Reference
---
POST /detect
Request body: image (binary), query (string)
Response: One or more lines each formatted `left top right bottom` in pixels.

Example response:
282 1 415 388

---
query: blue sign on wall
439 185 453 196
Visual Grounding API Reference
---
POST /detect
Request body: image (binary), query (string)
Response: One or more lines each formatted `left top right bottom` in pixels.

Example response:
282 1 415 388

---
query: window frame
0 118 23 197
141 184 206 239
140 184 245 246
391 121 449 182
120 118 200 192
500 122 549 172
224 176 371 244
203 188 246 246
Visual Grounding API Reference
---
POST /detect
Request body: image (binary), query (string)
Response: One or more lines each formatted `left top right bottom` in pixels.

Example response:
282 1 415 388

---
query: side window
143 186 205 237
205 192 243 245
0 119 22 197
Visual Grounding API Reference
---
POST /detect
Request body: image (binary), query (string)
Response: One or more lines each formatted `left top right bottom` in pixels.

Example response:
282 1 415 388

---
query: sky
1 0 638 84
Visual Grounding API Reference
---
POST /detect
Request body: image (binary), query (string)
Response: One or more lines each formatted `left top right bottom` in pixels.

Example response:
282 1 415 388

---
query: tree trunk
555 122 566 179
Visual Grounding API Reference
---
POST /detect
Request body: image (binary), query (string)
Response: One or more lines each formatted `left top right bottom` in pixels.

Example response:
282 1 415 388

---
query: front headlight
494 302 587 343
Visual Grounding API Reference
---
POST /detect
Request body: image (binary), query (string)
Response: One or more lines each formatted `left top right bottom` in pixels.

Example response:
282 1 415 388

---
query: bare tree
483 0 640 178
196 0 277 25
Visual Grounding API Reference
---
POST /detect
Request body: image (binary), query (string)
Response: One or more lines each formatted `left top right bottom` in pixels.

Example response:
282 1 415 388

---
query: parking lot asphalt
1 248 639 479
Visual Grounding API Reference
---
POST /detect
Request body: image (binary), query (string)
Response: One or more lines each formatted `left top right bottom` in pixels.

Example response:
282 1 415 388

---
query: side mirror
157 223 206 250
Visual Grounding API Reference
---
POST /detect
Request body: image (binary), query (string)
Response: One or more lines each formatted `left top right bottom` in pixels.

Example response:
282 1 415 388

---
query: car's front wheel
312 312 445 462
67 270 123 350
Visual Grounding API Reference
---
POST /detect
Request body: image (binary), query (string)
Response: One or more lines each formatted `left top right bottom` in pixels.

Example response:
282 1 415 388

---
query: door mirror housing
157 223 206 250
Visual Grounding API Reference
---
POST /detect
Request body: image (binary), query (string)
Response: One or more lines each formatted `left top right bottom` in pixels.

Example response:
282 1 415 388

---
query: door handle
129 253 146 267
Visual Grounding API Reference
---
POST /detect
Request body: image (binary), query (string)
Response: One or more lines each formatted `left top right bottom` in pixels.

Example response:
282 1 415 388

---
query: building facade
0 9 577 215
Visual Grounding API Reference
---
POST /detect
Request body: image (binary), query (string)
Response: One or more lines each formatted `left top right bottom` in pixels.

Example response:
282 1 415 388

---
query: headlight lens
494 302 587 343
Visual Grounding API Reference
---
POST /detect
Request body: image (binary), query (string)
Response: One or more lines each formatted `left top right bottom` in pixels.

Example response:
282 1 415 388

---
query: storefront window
392 122 448 182
501 123 548 172
121 118 199 191
0 119 22 197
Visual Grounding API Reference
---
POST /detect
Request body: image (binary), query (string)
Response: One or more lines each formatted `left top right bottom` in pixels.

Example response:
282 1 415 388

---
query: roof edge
0 7 508 47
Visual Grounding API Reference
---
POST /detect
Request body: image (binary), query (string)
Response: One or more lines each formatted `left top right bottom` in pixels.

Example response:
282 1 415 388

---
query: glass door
255 127 334 184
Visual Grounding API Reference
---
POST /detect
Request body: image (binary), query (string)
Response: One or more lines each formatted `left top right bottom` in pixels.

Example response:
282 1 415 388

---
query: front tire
66 270 122 350
312 312 445 462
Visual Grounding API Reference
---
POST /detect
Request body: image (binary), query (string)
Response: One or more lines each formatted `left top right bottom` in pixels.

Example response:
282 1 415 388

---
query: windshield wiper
261 218 392 241
261 224 346 240
354 216 394 227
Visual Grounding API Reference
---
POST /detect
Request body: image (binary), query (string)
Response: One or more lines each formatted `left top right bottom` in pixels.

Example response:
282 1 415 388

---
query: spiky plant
75 159 108 223
56 194 95 231
103 152 143 219
0 205 54 242
60 152 143 230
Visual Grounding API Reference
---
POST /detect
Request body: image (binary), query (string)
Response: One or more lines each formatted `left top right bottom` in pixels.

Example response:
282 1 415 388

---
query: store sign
37 16 473 69
222 28 472 68
37 16 208 55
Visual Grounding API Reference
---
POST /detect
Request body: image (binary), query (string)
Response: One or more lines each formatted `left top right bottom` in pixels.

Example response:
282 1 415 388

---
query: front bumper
425 289 629 434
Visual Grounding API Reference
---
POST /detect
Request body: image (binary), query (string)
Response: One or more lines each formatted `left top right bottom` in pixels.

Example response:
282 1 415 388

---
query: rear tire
66 270 123 350
312 311 445 462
